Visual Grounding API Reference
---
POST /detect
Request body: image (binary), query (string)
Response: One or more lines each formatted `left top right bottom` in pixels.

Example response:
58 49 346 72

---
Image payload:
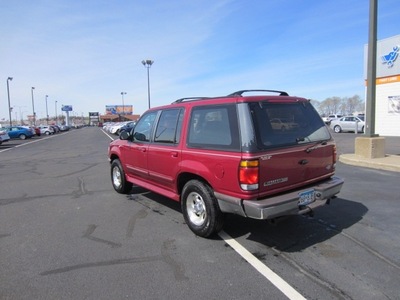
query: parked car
108 89 344 238
21 126 37 136
0 130 11 145
38 125 55 135
59 125 70 131
322 114 343 125
33 127 41 136
330 116 365 133
5 126 34 139
51 125 60 133
118 121 136 135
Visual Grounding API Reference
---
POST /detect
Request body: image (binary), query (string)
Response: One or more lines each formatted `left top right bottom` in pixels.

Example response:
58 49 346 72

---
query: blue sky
1 0 399 121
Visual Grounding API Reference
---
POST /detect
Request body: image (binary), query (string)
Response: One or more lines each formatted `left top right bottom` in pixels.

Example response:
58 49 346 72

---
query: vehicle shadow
125 186 367 252
126 185 182 213
223 197 368 252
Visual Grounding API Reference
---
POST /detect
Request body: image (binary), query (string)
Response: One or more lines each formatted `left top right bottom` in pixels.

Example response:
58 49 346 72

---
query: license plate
298 190 316 206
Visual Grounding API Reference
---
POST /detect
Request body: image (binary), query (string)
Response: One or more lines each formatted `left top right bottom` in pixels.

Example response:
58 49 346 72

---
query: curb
339 154 400 172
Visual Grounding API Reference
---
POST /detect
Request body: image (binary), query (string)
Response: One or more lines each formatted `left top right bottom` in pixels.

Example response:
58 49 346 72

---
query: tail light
333 144 337 168
239 159 259 190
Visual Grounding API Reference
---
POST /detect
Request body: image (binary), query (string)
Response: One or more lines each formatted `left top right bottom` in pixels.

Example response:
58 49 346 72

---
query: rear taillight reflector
239 160 259 190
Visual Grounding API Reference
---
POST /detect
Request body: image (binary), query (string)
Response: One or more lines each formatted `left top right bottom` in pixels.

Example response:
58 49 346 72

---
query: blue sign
62 105 73 111
381 46 399 68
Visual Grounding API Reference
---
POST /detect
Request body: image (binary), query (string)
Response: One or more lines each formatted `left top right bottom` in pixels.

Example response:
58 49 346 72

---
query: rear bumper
215 176 344 220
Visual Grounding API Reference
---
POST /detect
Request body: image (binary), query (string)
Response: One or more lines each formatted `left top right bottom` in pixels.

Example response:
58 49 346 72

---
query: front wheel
111 159 132 194
181 180 224 238
333 125 342 133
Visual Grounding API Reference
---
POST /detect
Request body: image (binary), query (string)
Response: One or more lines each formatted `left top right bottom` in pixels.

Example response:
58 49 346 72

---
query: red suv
108 90 344 237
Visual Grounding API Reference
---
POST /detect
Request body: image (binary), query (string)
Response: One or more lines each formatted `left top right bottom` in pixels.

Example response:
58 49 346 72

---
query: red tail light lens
239 160 259 190
333 144 337 167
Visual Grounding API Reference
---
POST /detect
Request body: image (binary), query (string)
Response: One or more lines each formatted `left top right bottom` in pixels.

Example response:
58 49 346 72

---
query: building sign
62 105 73 112
364 35 400 79
388 95 400 114
105 105 133 115
381 46 399 68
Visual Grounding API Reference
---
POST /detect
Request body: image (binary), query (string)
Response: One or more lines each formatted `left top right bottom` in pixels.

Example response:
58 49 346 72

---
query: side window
154 109 182 144
133 111 157 142
187 104 239 150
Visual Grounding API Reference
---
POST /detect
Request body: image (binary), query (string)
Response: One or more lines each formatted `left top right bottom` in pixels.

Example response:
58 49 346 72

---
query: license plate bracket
298 190 316 206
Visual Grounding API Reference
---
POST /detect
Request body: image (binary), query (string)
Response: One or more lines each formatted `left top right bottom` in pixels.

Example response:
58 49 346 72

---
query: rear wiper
305 140 328 153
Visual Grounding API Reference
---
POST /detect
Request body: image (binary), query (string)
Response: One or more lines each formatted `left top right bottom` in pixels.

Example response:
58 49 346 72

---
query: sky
1 0 399 121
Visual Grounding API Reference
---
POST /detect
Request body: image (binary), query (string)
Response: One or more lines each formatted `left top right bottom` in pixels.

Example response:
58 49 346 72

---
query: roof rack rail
228 89 289 96
172 97 209 104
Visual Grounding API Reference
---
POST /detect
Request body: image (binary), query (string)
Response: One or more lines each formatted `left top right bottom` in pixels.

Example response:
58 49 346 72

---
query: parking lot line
218 230 306 300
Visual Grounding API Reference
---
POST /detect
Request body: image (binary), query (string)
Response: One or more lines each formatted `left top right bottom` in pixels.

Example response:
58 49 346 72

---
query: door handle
171 151 178 157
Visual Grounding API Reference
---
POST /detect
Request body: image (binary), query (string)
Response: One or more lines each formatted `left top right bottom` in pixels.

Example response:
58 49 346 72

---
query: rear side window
250 101 330 149
187 104 239 151
154 108 183 144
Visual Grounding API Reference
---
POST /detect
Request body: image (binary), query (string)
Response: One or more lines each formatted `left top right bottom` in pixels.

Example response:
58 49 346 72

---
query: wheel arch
177 172 211 200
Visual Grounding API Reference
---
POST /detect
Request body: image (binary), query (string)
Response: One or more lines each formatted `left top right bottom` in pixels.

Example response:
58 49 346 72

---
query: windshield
249 101 331 149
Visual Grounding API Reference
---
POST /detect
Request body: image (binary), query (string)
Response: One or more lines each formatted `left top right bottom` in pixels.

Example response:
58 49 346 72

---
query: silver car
0 130 11 145
330 116 365 133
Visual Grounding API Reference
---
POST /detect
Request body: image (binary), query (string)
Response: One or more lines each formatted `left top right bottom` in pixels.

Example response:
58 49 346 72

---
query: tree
317 95 365 116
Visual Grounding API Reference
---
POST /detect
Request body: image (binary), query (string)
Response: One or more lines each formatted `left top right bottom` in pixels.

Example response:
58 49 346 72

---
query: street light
141 59 154 109
55 100 58 124
45 95 49 125
7 77 13 127
121 92 127 115
31 87 36 126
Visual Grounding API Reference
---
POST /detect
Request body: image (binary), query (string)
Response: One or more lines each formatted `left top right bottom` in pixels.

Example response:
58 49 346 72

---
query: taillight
239 159 259 191
333 144 337 167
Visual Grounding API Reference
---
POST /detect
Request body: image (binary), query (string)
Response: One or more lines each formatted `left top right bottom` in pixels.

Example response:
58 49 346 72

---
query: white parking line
0 132 70 153
218 230 306 300
101 129 115 141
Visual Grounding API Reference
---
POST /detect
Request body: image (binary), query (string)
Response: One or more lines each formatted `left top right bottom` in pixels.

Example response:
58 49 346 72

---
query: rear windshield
249 101 331 150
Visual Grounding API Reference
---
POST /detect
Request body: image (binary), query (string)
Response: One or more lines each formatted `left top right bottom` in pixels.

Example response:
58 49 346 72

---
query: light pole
141 59 154 109
45 95 49 125
121 92 127 116
55 100 58 124
7 77 13 127
31 87 36 125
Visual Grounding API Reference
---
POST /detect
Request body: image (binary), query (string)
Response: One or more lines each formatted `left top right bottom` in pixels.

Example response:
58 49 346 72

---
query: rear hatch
243 99 336 197
257 141 336 197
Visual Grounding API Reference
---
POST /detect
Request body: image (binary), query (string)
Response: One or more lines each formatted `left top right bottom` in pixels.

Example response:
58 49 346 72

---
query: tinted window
154 108 183 144
187 104 239 151
250 101 330 149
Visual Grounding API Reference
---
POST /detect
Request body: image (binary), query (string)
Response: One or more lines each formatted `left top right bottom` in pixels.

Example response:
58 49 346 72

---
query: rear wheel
333 125 342 133
181 180 224 238
19 134 27 140
111 159 132 194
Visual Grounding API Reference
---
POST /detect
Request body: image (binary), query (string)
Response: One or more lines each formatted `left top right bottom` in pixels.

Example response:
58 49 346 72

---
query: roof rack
228 89 289 96
172 97 210 104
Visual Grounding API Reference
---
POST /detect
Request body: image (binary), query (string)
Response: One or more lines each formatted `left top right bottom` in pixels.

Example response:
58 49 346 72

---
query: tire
111 159 132 194
333 125 341 133
181 179 224 238
19 134 27 140
45 131 51 135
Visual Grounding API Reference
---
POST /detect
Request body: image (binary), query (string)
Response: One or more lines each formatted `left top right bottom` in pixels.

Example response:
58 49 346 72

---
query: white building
364 34 400 136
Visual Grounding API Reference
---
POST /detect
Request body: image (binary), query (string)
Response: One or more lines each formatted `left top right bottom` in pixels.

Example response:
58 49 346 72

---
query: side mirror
119 130 130 140
133 132 146 141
